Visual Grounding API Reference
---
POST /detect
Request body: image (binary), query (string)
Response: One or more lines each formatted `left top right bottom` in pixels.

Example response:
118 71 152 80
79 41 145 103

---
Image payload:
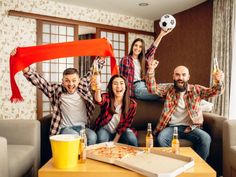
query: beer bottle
146 123 153 152
91 60 100 91
213 57 220 85
79 129 87 163
171 127 180 154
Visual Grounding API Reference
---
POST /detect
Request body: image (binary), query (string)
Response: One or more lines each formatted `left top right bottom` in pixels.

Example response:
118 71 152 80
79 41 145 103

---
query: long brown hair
107 75 130 116
129 38 146 79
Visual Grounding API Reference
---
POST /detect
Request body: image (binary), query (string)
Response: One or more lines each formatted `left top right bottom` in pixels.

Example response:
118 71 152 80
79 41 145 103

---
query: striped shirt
146 71 224 133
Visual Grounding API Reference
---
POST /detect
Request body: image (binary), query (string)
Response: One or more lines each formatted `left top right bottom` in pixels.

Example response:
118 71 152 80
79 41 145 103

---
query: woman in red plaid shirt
92 75 138 146
119 29 172 100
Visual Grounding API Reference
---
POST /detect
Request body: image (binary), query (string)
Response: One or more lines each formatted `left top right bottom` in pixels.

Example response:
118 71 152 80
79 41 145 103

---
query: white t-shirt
169 92 192 125
103 104 122 133
133 58 142 82
60 92 87 128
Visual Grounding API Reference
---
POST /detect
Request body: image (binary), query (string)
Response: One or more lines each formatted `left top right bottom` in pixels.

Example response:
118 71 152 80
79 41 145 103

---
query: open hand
160 28 173 37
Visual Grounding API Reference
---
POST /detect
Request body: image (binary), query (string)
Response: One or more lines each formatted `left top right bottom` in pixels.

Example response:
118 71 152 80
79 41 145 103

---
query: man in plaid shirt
22 58 104 145
146 59 224 160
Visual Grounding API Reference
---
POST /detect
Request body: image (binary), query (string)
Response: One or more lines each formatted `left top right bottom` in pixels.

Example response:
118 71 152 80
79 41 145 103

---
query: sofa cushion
8 145 34 177
229 146 236 170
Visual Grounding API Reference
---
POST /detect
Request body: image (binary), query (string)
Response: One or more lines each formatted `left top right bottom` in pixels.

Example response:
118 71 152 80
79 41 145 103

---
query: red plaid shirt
24 60 104 135
146 71 224 133
119 44 157 97
94 93 137 135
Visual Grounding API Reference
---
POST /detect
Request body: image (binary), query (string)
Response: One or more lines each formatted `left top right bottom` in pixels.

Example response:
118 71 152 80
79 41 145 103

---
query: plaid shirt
93 93 137 135
119 44 157 97
146 71 224 133
24 60 104 135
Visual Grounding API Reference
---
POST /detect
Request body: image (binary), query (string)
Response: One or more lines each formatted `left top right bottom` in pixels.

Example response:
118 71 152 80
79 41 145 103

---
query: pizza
87 143 141 160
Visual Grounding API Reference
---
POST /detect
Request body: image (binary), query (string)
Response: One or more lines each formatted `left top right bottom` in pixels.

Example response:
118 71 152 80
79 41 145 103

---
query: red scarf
10 38 118 102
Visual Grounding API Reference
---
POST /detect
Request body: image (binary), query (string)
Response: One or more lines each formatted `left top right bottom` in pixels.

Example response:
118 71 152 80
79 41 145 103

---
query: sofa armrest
203 112 226 142
0 120 40 177
0 137 8 177
203 112 226 176
223 120 236 177
0 120 40 146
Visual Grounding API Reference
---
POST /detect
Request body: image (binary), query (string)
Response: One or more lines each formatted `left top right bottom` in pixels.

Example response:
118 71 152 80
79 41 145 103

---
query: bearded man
146 60 224 160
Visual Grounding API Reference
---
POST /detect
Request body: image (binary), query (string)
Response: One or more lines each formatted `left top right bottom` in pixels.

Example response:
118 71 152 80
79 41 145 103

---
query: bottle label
146 137 153 148
79 139 86 163
171 139 180 154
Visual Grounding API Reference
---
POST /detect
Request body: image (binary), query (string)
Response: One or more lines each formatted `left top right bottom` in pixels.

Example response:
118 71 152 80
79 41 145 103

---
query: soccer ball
159 14 176 31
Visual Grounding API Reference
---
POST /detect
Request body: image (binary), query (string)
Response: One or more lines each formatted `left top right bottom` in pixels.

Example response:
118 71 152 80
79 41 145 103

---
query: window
36 22 128 118
37 21 78 117
97 29 127 92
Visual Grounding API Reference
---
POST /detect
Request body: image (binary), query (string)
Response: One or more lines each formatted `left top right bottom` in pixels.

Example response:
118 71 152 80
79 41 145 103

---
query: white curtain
210 0 234 117
229 0 236 119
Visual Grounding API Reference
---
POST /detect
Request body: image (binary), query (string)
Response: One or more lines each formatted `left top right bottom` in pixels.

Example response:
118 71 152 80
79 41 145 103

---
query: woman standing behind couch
92 75 138 146
119 29 172 100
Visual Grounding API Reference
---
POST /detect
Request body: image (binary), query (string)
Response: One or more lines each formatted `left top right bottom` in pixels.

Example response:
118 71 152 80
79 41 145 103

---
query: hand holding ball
159 14 176 31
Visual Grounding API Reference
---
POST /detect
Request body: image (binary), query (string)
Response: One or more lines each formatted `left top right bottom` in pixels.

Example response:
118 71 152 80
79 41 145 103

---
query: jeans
134 81 161 101
60 125 97 145
97 127 138 146
156 125 211 160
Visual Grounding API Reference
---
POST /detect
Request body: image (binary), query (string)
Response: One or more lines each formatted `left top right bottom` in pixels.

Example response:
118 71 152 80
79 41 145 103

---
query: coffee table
38 147 216 177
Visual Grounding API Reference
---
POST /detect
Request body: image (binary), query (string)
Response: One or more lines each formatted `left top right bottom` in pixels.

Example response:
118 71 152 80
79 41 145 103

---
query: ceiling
52 0 207 20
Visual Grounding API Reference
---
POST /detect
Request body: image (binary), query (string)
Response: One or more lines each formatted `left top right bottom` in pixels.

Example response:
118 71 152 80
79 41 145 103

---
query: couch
0 119 40 177
40 99 226 176
223 120 236 177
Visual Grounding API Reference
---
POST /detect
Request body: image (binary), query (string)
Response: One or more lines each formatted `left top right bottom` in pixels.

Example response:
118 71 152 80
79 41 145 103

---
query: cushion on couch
229 146 236 170
8 145 35 177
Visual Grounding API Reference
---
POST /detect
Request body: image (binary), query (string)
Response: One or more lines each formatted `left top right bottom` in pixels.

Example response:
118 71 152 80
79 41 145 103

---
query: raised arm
146 59 159 94
153 29 172 47
145 29 172 60
199 69 224 99
90 60 102 103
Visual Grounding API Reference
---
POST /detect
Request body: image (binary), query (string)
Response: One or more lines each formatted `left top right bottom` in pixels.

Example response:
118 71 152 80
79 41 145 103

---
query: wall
0 0 154 119
154 1 213 86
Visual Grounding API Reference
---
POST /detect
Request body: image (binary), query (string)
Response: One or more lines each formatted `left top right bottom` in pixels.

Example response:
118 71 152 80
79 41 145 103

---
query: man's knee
157 133 170 147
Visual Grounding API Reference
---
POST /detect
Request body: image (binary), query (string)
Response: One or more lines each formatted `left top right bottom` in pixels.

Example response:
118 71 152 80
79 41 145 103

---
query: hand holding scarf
9 38 118 102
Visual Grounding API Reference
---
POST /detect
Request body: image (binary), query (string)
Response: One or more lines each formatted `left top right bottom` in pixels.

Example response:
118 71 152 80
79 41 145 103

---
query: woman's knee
86 129 97 145
122 129 138 146
97 128 110 143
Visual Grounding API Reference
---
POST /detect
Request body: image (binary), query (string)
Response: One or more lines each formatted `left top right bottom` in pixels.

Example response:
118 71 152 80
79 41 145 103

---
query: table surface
38 147 216 177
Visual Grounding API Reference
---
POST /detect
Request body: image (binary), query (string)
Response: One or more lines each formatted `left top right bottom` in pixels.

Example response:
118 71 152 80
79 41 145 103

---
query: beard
174 80 188 92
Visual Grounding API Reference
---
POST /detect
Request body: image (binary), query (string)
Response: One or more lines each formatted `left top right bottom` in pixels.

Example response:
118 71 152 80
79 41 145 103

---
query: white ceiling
52 0 207 20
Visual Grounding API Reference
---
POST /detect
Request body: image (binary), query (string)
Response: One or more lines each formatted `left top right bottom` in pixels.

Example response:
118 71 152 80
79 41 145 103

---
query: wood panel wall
154 1 213 87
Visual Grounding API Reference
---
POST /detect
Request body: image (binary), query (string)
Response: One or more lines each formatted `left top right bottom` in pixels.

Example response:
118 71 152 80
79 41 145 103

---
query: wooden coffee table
38 147 216 177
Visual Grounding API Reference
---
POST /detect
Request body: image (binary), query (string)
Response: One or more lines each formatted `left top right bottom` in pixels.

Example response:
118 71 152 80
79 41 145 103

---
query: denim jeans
156 125 211 160
97 127 138 146
134 81 161 101
60 125 97 145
